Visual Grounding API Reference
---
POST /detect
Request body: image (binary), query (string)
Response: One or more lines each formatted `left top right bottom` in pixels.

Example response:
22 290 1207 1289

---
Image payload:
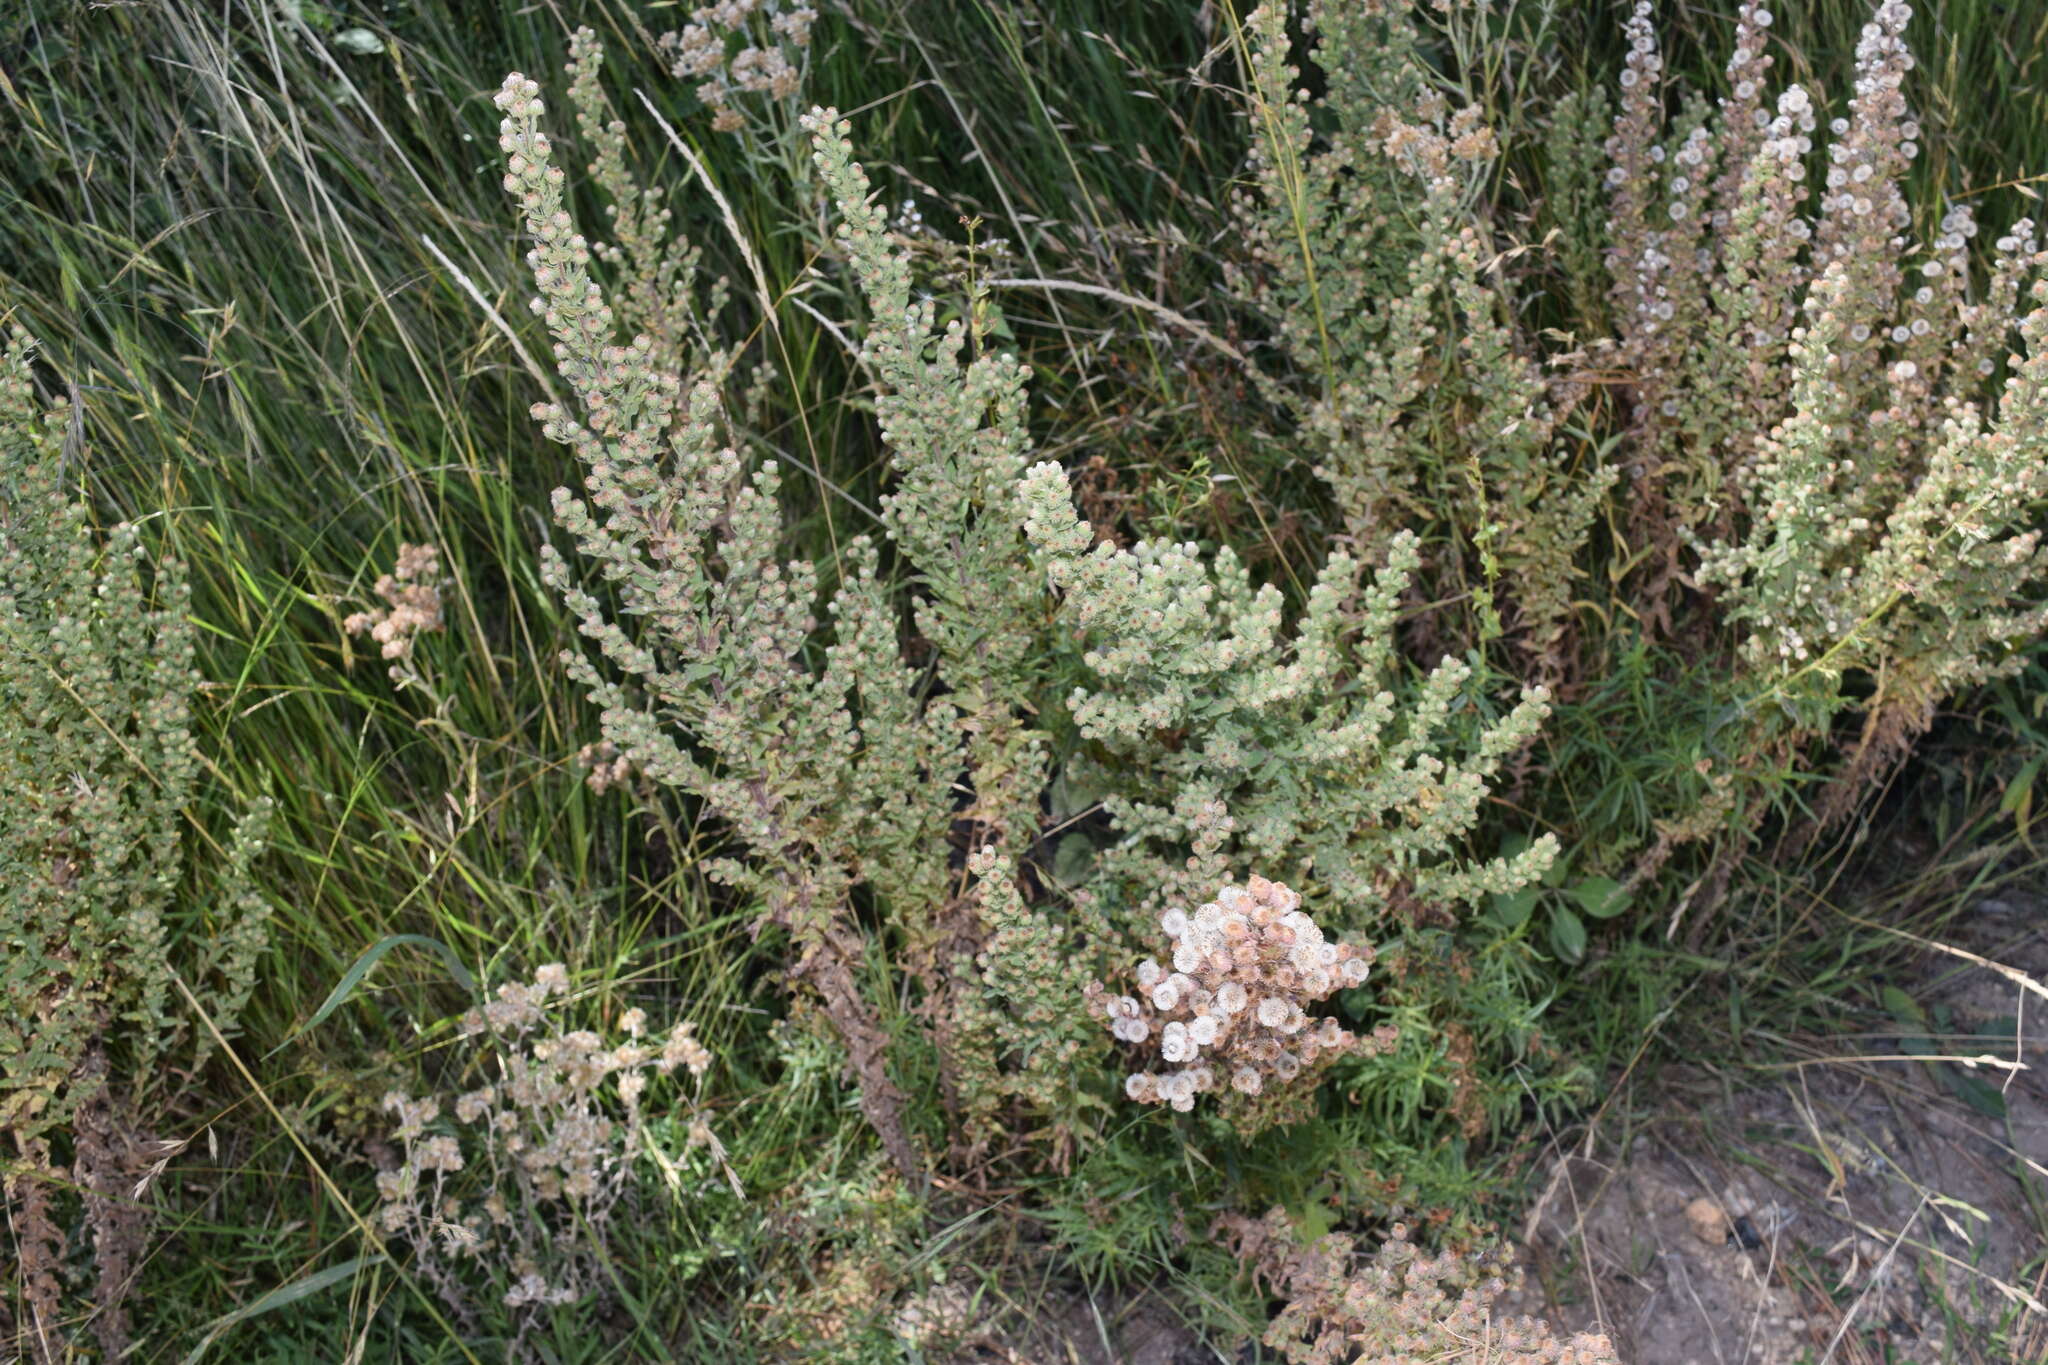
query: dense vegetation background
4 0 2048 1359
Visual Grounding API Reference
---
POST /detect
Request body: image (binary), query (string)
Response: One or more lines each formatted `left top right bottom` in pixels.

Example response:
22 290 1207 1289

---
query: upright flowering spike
1232 3 1608 677
497 68 952 1182
2 326 271 1357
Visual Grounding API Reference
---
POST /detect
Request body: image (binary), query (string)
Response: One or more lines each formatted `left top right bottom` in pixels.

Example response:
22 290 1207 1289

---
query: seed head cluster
574 739 640 795
659 1 816 133
374 966 725 1332
1222 1207 1619 1365
1088 876 1389 1123
343 541 445 669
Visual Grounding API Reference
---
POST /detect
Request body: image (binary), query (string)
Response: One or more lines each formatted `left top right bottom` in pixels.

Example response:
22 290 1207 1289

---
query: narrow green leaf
1881 985 1926 1028
2001 754 2043 813
181 1256 384 1364
2001 753 2043 839
268 934 477 1056
1942 1068 2008 1120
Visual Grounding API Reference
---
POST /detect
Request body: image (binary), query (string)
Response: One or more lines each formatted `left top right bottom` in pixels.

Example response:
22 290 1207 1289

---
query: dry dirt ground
903 1283 1214 1364
916 896 2048 1365
1512 893 2048 1365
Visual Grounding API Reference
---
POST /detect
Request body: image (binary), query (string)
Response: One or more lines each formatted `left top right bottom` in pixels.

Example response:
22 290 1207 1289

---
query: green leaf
1571 876 1630 920
1548 906 1586 963
1051 832 1096 888
267 934 477 1057
1296 1199 1337 1242
331 27 386 55
2001 754 2044 812
2001 753 2043 839
1487 885 1542 929
1942 1068 2009 1120
181 1256 383 1364
1048 765 1109 822
1881 985 1926 1028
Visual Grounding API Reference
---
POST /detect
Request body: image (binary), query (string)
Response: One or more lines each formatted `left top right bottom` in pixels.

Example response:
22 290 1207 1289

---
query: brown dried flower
1089 875 1392 1134
343 541 445 672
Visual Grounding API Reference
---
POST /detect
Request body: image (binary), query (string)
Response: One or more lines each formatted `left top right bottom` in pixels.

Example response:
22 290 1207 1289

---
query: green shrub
490 28 1559 1203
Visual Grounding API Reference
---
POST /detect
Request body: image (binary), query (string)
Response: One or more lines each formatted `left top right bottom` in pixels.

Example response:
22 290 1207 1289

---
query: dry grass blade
983 276 1247 364
635 88 780 337
417 233 560 402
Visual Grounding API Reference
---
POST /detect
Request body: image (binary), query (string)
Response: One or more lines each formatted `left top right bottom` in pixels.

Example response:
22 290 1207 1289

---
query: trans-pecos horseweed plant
490 24 1556 1192
1019 484 1556 933
1233 2 1614 681
1234 0 2048 881
2 327 270 1360
496 67 938 1180
1583 0 2048 846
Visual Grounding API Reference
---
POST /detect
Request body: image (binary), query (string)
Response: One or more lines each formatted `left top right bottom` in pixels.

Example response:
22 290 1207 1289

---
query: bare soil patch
1515 898 2048 1364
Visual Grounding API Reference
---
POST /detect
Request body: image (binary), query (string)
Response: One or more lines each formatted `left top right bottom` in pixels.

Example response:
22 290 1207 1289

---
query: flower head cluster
1221 1208 1618 1365
659 1 816 132
343 541 444 668
1088 876 1391 1131
574 740 640 795
375 967 727 1331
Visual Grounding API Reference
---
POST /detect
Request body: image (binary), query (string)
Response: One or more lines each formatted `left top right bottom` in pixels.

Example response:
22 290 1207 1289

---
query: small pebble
1685 1196 1729 1246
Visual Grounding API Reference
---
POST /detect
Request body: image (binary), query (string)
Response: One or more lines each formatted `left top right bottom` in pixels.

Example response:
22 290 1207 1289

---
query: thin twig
1751 1052 2027 1073
1836 910 2048 1006
1819 1194 1925 1365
